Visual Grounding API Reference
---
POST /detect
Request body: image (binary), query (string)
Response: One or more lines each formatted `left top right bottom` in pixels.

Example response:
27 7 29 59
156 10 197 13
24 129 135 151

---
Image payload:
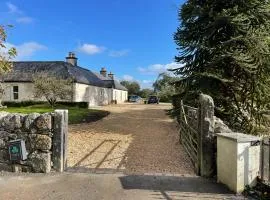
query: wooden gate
179 100 200 174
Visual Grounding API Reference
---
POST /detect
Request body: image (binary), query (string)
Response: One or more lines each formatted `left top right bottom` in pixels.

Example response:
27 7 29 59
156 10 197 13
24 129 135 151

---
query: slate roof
3 61 128 90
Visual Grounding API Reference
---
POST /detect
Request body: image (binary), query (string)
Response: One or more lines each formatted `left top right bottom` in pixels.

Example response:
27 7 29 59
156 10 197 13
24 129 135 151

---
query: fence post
52 109 68 172
198 94 215 177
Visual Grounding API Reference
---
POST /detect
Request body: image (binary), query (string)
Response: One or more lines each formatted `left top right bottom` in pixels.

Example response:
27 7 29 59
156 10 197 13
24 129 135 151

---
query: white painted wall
1 82 46 101
1 82 127 106
112 89 128 103
217 133 261 193
74 83 112 106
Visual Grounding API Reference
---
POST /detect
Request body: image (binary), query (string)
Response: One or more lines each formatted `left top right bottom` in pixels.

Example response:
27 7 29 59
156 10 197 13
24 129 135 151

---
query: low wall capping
0 109 68 173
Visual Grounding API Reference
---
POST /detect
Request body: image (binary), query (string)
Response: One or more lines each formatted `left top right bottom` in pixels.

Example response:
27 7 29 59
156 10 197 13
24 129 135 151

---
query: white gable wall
112 89 128 103
74 83 112 106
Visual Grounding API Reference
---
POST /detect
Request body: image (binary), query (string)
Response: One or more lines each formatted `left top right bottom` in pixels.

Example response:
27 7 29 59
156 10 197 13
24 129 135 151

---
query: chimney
66 52 78 66
100 67 107 77
108 72 114 79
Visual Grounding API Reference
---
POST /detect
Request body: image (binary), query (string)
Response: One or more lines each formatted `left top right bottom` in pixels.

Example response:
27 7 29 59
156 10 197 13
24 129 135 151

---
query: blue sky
0 0 183 88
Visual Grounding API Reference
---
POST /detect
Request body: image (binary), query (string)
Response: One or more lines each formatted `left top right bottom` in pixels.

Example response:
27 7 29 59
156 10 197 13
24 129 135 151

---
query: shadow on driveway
119 175 243 200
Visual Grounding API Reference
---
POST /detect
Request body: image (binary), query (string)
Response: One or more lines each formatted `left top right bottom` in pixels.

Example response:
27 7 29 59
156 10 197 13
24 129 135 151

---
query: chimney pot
66 52 78 66
108 72 114 79
100 67 107 77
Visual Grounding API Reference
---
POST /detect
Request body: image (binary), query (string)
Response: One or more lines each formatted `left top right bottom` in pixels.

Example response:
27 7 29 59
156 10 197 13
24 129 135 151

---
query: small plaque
8 140 27 161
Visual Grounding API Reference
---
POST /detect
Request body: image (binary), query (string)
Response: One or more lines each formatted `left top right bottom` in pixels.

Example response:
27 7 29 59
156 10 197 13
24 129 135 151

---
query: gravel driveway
68 103 195 175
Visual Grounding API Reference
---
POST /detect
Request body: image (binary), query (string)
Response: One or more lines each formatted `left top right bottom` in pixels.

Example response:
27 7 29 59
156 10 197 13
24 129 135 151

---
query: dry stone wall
0 110 67 173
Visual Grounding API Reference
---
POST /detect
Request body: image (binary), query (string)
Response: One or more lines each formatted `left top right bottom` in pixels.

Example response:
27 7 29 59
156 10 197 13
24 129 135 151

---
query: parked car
147 95 159 104
129 95 142 103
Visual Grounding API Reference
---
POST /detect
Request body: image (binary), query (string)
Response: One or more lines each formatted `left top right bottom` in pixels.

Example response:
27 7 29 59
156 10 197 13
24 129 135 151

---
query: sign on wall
8 140 27 161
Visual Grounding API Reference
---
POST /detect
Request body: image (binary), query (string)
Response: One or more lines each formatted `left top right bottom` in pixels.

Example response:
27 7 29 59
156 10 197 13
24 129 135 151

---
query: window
13 86 19 100
100 89 104 97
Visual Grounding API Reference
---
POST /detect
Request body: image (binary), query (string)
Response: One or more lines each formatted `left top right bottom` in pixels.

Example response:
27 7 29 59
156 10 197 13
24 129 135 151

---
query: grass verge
0 104 110 124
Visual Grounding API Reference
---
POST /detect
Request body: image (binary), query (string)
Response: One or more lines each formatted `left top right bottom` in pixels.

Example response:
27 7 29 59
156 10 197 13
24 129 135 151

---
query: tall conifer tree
174 1 270 134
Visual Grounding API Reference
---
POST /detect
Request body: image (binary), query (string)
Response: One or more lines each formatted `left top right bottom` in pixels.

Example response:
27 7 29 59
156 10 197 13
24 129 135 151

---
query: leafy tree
174 0 270 134
138 88 154 98
0 25 16 106
153 73 179 102
120 80 140 95
33 73 73 108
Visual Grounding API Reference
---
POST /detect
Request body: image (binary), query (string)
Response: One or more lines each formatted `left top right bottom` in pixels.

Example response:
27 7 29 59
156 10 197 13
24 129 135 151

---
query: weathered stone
0 131 9 141
35 114 52 131
52 110 68 172
0 139 6 149
24 113 40 131
8 134 17 140
1 114 22 130
30 127 38 134
0 149 9 161
21 165 32 173
17 132 28 140
0 162 12 172
214 117 232 133
29 134 52 151
29 151 51 173
198 94 216 178
12 164 22 173
0 112 9 121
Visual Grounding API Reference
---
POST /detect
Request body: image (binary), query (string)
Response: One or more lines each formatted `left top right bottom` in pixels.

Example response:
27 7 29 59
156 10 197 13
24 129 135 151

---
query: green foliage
138 88 154 98
0 25 16 106
174 0 270 134
0 25 16 74
33 73 73 108
153 73 180 102
120 80 140 95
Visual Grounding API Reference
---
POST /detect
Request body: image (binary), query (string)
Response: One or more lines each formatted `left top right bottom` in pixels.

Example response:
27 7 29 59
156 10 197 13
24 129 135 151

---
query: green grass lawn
0 104 109 124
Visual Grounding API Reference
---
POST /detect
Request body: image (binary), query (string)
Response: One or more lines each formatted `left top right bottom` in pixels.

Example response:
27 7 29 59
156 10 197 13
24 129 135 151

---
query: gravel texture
68 103 195 175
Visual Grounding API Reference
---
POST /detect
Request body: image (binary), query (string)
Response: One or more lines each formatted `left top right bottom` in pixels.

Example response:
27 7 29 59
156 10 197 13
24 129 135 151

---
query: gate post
198 94 215 177
52 110 68 172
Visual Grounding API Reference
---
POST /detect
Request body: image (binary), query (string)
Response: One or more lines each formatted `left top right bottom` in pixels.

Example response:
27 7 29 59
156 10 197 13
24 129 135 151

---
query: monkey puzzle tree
174 0 270 134
0 25 16 106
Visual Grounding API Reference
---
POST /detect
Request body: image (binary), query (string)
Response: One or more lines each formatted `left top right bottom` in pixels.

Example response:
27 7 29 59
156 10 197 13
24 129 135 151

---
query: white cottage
1 52 128 106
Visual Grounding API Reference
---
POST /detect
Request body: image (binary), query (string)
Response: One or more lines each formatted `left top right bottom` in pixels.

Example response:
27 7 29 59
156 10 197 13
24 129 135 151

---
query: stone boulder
0 131 10 141
28 151 51 173
35 114 52 132
29 134 52 151
1 114 22 131
24 113 40 131
214 116 232 133
0 149 9 161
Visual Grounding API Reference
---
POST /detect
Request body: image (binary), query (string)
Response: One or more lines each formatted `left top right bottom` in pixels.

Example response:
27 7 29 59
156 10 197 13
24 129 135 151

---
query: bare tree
33 73 73 108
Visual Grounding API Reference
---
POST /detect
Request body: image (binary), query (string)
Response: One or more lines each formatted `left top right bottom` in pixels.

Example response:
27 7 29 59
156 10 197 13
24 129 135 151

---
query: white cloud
6 2 22 14
6 2 35 25
109 49 130 57
138 80 154 89
138 62 183 75
78 43 106 55
123 75 134 81
16 17 34 24
4 42 47 60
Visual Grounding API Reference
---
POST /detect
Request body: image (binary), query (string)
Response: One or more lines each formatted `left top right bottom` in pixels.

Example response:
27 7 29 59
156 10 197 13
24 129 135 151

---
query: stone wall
0 110 68 173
